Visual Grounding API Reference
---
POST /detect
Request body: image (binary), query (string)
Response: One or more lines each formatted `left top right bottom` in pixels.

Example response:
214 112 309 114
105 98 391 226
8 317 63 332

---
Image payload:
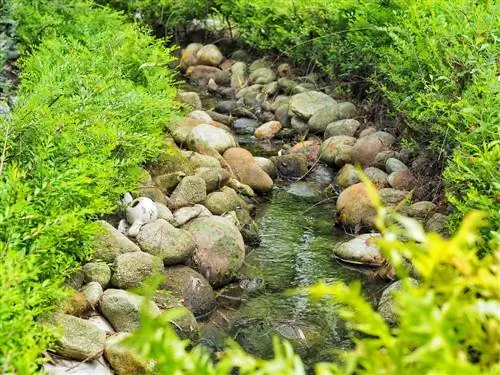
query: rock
83 262 111 288
81 282 103 307
65 269 85 290
249 67 276 85
110 252 164 289
196 44 224 66
254 157 277 179
333 233 384 266
364 167 389 188
160 265 217 319
195 167 230 192
203 187 246 215
385 158 409 173
351 131 396 167
308 102 356 133
277 63 291 77
220 58 235 71
88 315 115 335
63 291 89 317
401 201 436 219
206 110 234 125
43 313 105 361
374 150 397 169
173 205 210 227
257 111 275 123
324 119 360 138
207 78 218 92
169 176 207 209
287 181 318 197
137 187 169 206
154 172 186 193
93 221 140 263
182 151 221 169
288 91 336 120
186 65 222 82
274 104 290 127
319 136 356 166
43 358 111 375
388 170 418 190
254 121 282 139
232 49 251 62
227 178 255 197
100 289 160 332
336 183 376 229
277 78 297 93
379 188 411 207
105 333 152 374
231 61 247 89
358 126 377 138
184 216 245 287
335 164 360 189
234 208 260 244
249 58 271 73
186 124 237 153
264 81 279 95
154 202 175 223
188 110 212 122
171 117 229 145
289 139 322 162
290 116 309 139
136 219 196 265
180 43 203 68
309 164 335 185
425 213 449 235
233 118 260 135
126 197 158 237
223 148 273 194
272 154 308 179
177 92 202 110
378 279 418 325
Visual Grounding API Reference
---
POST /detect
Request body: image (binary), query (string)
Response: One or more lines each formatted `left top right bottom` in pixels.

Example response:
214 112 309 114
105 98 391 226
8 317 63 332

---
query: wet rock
364 167 389 188
223 148 273 194
333 233 383 266
255 120 282 139
388 170 418 190
249 67 276 85
180 43 203 68
184 216 245 287
335 164 360 189
186 124 237 153
136 219 196 265
351 131 396 167
125 197 158 237
43 313 105 361
425 213 449 235
336 183 376 229
287 181 318 197
188 110 212 122
195 167 230 192
203 186 247 215
93 221 140 263
182 151 221 169
110 251 164 289
249 58 271 73
160 265 216 318
196 44 224 66
272 154 308 179
100 289 161 332
231 61 247 89
43 357 111 375
378 279 418 325
319 136 356 166
309 102 356 134
289 139 322 162
324 119 360 138
186 65 222 83
386 158 409 173
81 282 103 307
105 333 152 374
233 118 260 135
288 91 336 120
83 262 111 288
177 92 202 110
169 176 207 209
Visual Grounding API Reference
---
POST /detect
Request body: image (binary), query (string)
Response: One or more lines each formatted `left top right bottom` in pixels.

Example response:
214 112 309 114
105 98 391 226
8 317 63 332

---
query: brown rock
223 148 273 194
254 121 282 139
351 131 396 167
289 139 322 162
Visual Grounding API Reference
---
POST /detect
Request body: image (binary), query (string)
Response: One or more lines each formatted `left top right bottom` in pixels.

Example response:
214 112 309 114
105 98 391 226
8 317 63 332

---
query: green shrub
0 0 180 371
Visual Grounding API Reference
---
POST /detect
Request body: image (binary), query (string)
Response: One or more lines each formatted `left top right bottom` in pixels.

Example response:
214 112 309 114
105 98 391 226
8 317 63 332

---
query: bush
0 0 179 371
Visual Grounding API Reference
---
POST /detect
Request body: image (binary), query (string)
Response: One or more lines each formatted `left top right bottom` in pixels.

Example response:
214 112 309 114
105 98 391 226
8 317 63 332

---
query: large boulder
319 136 356 166
93 221 140 263
333 233 384 266
160 265 217 319
351 131 396 167
169 176 207 209
183 216 245 287
223 148 273 194
186 124 237 153
110 252 164 289
136 219 196 265
308 102 356 134
43 313 105 361
196 44 224 66
180 43 203 68
203 187 247 215
288 91 336 120
324 119 360 138
100 289 161 332
105 333 152 374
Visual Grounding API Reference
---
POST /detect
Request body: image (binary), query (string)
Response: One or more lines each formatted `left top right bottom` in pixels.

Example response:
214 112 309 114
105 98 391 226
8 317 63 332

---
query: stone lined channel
42 41 447 374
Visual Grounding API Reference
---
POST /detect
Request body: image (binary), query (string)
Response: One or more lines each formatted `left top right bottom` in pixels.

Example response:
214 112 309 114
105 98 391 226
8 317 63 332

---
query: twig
302 196 336 214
